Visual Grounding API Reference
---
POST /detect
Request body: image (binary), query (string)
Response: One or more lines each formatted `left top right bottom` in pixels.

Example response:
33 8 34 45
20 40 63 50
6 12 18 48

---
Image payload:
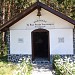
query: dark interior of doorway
33 32 49 60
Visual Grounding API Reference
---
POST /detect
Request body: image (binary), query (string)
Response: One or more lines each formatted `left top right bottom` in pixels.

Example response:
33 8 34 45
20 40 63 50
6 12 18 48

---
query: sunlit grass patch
0 56 32 75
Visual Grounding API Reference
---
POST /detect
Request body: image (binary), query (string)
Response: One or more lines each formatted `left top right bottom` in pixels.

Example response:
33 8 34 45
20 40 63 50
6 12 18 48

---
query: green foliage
13 57 32 75
57 0 64 4
0 45 8 57
0 55 8 62
0 34 1 50
0 57 32 75
40 0 75 20
3 45 8 56
53 55 61 60
53 56 75 75
52 55 61 69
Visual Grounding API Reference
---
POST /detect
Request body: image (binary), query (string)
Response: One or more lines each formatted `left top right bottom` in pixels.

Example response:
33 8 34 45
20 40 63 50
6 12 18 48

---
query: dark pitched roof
0 2 75 31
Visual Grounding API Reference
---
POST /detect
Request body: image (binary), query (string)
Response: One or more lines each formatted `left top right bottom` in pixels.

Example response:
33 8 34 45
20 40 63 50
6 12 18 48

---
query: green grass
0 56 32 75
0 56 13 75
0 61 16 75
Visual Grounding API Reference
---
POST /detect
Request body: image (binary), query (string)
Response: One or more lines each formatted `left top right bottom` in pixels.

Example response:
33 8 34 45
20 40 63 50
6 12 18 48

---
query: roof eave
39 2 75 25
0 2 38 32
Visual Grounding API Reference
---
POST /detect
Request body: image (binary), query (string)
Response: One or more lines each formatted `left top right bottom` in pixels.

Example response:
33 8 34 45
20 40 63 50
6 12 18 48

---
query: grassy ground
0 56 15 75
0 61 16 75
0 55 32 75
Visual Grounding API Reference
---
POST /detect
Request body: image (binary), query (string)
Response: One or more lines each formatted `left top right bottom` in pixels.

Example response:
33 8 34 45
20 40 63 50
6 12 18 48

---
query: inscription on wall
26 19 54 29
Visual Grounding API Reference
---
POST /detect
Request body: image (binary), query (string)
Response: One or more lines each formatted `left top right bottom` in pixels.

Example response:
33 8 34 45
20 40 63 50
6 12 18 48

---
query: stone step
32 60 50 64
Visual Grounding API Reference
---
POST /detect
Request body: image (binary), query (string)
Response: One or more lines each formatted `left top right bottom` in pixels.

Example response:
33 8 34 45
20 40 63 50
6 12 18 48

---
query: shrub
52 55 61 69
53 56 75 75
13 57 32 75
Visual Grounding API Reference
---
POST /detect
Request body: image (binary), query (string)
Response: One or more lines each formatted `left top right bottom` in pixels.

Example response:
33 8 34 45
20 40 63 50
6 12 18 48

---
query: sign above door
26 19 55 30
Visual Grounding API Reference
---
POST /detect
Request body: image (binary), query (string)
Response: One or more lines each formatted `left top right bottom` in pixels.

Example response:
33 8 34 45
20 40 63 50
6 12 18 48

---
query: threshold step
32 61 50 64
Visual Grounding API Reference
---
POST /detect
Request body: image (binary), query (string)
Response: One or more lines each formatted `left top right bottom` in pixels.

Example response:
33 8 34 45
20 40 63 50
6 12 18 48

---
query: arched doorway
31 29 50 61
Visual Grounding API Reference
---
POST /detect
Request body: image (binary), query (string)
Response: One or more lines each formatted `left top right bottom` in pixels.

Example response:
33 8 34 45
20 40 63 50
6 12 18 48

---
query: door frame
31 29 50 61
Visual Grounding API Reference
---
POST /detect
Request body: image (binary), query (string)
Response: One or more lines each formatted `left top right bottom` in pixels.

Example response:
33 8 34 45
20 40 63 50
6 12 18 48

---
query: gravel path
31 64 55 75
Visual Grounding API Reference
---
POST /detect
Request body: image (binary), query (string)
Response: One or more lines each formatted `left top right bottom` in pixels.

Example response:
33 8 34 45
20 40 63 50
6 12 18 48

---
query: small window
18 38 24 43
58 37 64 43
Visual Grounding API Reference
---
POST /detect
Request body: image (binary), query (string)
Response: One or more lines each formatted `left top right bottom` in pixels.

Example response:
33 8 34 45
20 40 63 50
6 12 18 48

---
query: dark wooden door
31 29 50 61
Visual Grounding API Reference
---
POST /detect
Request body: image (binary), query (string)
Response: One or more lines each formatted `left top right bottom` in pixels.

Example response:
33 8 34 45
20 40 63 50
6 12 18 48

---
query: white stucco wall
10 8 74 55
10 29 73 54
10 30 32 54
49 29 73 54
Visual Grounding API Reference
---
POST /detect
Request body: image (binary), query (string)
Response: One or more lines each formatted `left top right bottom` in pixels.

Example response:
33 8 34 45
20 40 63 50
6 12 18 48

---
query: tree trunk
2 0 5 24
7 1 11 20
0 31 1 51
11 0 15 17
0 32 5 56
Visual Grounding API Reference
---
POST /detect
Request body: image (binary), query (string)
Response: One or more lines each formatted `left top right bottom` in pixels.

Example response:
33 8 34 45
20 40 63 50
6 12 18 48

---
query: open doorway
31 29 50 61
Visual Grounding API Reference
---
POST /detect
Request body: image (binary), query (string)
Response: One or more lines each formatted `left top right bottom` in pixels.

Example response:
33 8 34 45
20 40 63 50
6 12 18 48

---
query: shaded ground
31 63 55 75
0 55 8 62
